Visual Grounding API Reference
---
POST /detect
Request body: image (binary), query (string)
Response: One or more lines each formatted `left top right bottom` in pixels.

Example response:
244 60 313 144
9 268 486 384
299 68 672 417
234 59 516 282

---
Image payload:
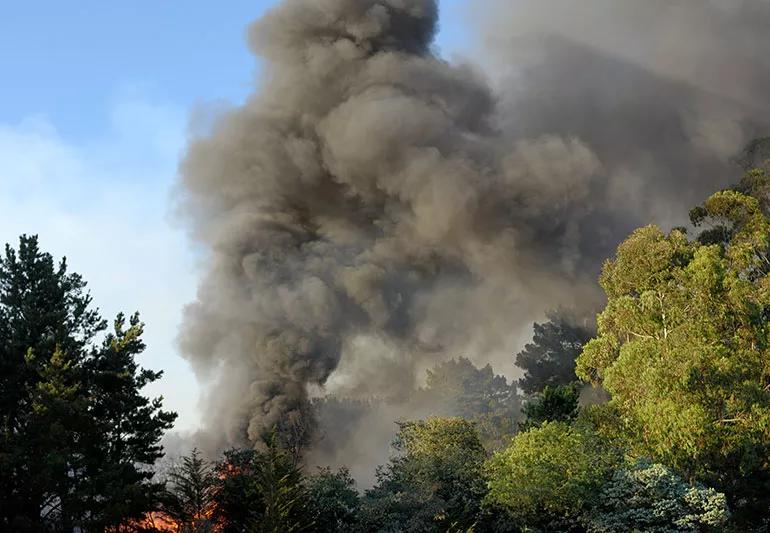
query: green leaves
360 417 488 533
484 421 620 527
162 449 217 531
0 235 176 531
515 309 593 395
575 179 770 522
520 382 580 431
305 467 360 532
423 356 521 450
587 459 730 532
210 444 311 533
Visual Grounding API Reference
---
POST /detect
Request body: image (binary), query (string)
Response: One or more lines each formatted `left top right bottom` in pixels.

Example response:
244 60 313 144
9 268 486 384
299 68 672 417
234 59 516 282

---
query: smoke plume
177 0 770 452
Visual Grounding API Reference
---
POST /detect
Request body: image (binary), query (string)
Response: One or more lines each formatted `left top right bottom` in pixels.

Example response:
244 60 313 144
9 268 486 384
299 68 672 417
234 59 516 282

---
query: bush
485 421 619 529
586 459 730 533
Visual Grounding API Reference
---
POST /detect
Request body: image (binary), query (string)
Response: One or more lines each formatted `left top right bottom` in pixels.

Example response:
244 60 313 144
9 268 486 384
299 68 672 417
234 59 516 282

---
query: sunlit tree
577 179 770 522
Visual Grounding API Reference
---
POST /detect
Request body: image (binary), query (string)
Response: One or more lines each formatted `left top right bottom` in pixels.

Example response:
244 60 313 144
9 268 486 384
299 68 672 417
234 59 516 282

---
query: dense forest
2 159 770 531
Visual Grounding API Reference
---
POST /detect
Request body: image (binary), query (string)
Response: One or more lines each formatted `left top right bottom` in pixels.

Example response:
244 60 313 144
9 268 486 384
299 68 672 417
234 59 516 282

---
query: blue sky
0 0 473 431
0 1 471 139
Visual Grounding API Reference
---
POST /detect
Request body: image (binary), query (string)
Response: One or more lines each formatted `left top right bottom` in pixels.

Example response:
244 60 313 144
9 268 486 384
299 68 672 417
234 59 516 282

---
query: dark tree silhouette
515 310 593 395
0 235 176 532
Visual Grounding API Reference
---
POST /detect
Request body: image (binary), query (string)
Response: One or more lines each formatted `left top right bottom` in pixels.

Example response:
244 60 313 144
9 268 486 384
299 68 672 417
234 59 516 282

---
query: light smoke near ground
176 0 770 457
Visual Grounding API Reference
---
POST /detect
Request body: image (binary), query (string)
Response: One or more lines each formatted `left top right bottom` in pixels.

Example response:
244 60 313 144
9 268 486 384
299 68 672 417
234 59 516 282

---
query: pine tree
0 235 176 531
519 383 580 431
164 449 216 533
211 442 310 533
515 310 593 395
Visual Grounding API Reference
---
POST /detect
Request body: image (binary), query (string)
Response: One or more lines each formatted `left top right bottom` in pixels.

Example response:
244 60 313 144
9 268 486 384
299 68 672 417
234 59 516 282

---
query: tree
0 236 99 531
484 421 619 530
576 184 770 522
733 137 770 172
211 443 309 533
210 449 265 532
423 357 521 449
520 382 580 431
586 459 730 533
24 347 88 531
162 449 216 532
359 417 488 533
257 443 308 533
77 314 178 529
0 235 176 531
516 310 594 395
305 467 360 532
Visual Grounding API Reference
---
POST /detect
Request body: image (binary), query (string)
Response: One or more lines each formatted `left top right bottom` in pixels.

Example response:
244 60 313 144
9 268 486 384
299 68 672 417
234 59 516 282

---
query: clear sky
0 0 473 431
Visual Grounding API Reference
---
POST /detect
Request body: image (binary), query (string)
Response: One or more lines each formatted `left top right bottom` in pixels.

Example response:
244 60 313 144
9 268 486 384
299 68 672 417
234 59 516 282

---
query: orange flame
139 512 179 531
110 511 179 532
116 458 248 531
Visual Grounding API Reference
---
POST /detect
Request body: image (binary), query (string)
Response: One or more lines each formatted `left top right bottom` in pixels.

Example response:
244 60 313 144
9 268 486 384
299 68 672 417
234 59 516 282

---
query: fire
218 461 243 479
137 512 179 532
115 456 243 532
109 512 180 532
116 511 216 532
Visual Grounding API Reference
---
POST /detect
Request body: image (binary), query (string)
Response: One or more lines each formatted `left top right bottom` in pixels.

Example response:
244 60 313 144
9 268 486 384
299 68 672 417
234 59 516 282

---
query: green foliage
210 449 265 531
484 421 620 529
359 417 488 533
734 166 770 215
424 357 521 449
257 444 308 532
516 310 594 395
77 313 178 528
576 182 770 522
9 168 770 532
586 459 730 533
211 444 309 533
520 382 580 431
305 467 360 532
0 235 176 531
163 449 216 532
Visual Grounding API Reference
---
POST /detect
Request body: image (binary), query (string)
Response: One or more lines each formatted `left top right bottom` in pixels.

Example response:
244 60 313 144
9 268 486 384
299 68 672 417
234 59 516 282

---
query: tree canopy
515 310 594 395
587 459 730 532
485 421 620 529
576 185 770 520
359 417 489 533
162 448 217 532
0 235 176 532
6 164 770 532
519 382 580 431
423 357 521 449
305 467 360 532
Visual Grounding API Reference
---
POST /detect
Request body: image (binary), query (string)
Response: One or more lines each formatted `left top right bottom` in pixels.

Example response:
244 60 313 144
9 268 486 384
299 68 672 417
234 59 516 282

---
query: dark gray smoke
177 0 770 452
482 0 770 231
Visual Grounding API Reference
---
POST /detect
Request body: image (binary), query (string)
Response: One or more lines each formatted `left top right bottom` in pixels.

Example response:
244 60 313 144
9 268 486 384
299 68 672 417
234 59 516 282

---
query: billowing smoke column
482 0 770 231
177 0 770 450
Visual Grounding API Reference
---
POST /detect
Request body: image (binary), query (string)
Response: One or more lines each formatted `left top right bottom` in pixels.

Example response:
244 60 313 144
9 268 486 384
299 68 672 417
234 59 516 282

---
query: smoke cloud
176 0 770 452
